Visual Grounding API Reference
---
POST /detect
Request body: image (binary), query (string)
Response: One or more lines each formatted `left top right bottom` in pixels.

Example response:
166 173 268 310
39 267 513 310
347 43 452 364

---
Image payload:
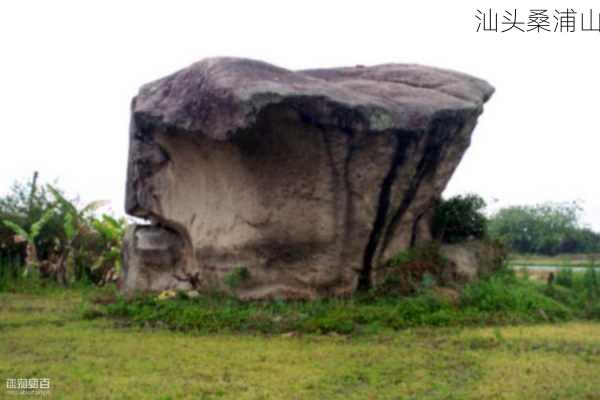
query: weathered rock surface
439 240 506 282
122 57 494 299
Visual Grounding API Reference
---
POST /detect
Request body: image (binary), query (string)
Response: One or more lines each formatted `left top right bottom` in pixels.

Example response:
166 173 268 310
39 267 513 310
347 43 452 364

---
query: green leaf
64 212 76 241
30 209 54 240
103 215 122 229
91 255 106 271
3 220 29 240
92 214 125 242
47 185 77 215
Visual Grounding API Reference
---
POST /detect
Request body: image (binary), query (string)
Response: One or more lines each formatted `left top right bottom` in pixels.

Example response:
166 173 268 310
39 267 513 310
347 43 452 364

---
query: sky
1 1 599 229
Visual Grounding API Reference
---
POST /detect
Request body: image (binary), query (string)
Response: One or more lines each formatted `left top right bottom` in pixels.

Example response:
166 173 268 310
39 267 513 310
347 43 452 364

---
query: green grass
1 268 599 398
1 288 599 399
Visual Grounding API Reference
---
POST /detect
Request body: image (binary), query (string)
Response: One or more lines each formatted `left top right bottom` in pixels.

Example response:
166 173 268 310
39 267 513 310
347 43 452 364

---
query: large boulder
122 57 493 299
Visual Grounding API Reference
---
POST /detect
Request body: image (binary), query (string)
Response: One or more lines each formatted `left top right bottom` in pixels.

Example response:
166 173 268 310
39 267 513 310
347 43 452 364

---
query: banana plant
2 209 54 276
91 214 126 282
48 185 108 285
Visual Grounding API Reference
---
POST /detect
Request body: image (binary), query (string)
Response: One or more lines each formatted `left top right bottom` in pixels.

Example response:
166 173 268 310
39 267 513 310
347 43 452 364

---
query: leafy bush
432 194 487 244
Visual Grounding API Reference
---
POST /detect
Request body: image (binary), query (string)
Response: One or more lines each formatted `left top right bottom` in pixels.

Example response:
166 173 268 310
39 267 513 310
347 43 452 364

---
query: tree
488 201 599 255
432 194 487 243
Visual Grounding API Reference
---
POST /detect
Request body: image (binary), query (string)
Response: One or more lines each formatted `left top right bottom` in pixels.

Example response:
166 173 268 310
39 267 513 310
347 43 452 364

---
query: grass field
1 288 599 399
508 253 600 267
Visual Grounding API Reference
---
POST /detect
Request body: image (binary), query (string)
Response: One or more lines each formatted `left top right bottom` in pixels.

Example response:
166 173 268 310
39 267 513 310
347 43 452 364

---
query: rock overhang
132 57 494 140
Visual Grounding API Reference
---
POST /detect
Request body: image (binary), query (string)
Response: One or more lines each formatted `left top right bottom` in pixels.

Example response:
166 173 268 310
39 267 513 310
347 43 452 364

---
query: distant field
508 253 600 267
1 290 599 399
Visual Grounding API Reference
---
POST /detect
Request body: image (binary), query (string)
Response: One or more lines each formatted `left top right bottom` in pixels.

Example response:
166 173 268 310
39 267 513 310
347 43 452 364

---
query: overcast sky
1 1 599 229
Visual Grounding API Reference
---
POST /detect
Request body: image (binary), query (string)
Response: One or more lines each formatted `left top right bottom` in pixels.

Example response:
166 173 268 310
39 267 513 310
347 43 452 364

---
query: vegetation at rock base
94 267 599 335
377 243 453 295
224 265 251 290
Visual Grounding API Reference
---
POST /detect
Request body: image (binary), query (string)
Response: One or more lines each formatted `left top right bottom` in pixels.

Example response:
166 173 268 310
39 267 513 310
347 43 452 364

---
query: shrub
432 194 487 244
378 243 450 295
460 271 572 321
555 268 574 288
